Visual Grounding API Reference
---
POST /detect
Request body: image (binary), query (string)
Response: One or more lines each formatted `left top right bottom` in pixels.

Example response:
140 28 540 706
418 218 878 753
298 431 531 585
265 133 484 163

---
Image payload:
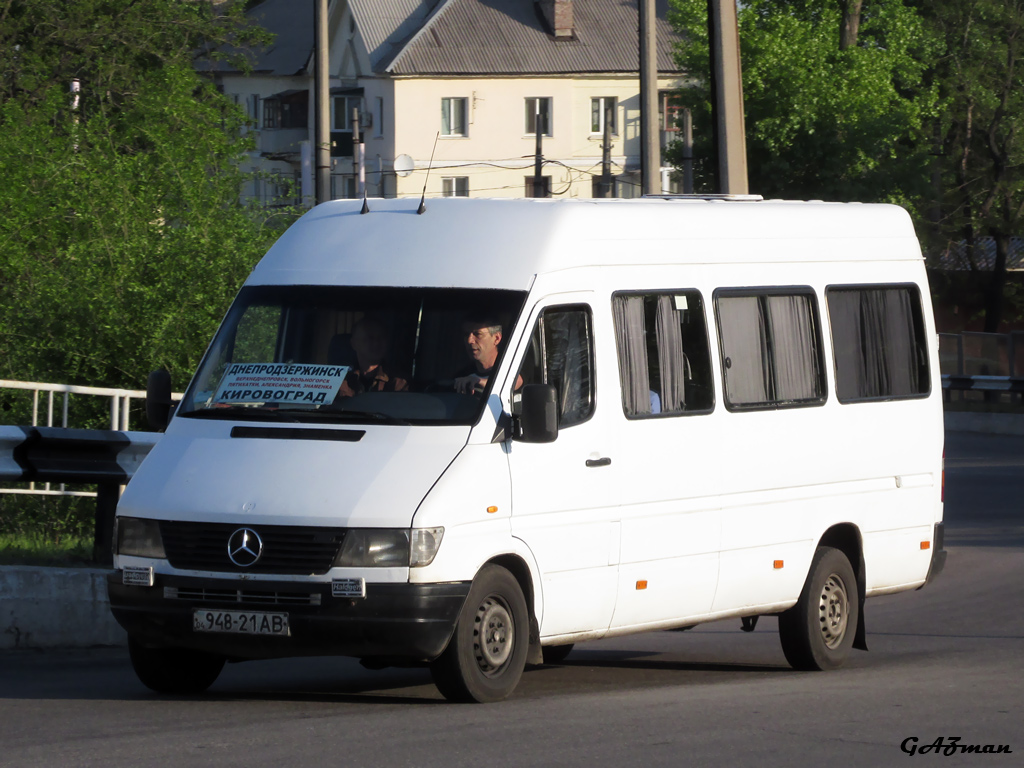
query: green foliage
667 0 940 204
0 0 298 393
911 0 1024 329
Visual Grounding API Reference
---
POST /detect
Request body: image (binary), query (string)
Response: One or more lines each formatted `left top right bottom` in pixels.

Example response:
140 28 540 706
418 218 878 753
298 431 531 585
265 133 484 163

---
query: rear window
826 284 930 402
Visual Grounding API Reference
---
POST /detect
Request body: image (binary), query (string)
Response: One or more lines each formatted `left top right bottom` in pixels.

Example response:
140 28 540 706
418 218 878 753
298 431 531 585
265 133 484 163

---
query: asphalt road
0 430 1020 767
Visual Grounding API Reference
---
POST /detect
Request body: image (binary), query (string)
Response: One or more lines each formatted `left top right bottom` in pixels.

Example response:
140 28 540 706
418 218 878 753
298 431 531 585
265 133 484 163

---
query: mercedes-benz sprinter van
109 196 945 702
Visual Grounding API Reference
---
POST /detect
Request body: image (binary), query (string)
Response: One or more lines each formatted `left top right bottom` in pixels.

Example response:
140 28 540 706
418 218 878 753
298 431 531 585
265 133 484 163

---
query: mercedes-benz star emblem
227 527 263 567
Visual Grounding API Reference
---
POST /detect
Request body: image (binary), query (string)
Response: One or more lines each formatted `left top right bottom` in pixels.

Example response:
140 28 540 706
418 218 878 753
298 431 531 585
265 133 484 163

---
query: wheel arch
817 523 867 651
485 553 543 664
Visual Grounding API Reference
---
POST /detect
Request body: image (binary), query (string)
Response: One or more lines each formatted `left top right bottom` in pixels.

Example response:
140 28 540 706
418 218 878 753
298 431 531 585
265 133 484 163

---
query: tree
667 0 939 205
0 0 291 400
912 0 1024 331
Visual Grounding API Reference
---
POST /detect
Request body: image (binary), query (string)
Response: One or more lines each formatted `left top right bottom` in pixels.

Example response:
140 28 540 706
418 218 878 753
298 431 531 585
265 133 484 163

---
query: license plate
192 609 289 636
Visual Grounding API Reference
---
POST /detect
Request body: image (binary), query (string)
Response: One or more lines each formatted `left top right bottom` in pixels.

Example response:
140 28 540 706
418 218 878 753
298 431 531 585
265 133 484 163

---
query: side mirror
145 369 173 431
517 384 558 443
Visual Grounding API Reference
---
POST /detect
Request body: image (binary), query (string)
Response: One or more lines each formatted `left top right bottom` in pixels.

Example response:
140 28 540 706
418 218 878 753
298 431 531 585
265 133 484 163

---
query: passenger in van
454 317 504 395
336 318 408 397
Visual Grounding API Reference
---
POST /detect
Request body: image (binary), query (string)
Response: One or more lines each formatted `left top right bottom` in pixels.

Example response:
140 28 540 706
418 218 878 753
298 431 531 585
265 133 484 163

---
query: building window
826 285 930 402
525 176 552 197
375 96 384 138
660 91 684 132
263 91 309 130
442 177 469 197
590 97 617 134
612 291 714 417
332 96 360 131
715 288 826 410
441 97 468 136
525 97 552 136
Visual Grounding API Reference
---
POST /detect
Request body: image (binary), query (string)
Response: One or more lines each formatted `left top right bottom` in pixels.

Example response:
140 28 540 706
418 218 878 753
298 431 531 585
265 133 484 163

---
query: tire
541 643 575 665
778 546 859 671
430 564 529 703
128 637 225 695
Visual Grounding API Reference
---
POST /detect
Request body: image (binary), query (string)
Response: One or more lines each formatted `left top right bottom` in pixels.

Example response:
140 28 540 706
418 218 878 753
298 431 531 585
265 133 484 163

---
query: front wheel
778 546 858 671
430 565 529 703
128 638 225 694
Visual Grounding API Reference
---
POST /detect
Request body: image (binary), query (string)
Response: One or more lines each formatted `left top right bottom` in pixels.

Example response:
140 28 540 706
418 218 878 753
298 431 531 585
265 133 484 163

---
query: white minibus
109 196 945 702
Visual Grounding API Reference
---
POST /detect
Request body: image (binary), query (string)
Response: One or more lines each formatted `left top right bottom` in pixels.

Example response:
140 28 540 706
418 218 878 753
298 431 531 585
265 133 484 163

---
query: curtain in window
613 296 650 415
718 296 770 405
655 295 686 411
766 294 821 401
829 288 924 400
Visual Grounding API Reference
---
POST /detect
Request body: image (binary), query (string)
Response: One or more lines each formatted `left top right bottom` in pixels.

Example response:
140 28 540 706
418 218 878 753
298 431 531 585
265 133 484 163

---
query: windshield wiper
181 406 300 423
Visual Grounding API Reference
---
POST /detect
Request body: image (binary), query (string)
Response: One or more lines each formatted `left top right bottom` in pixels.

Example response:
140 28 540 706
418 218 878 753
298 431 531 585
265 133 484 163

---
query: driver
454 316 503 395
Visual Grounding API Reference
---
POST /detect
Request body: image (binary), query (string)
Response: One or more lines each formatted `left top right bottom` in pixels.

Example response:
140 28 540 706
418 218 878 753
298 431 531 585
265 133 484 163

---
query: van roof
247 197 921 291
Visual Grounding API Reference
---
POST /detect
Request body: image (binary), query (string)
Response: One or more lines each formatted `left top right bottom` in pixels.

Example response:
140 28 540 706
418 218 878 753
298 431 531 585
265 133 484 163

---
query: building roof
936 237 1024 272
359 0 682 75
204 0 682 78
198 0 314 75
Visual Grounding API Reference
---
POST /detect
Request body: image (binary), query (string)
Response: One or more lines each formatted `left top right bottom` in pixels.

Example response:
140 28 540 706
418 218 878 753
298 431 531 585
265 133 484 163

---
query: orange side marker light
773 560 784 569
921 541 930 550
636 580 648 590
486 506 498 514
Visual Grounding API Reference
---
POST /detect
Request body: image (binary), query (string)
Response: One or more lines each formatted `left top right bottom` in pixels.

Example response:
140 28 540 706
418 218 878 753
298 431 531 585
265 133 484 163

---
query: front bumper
108 571 470 662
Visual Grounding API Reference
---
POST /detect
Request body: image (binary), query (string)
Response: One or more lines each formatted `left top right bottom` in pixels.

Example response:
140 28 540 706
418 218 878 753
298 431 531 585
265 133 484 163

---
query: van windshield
178 285 527 426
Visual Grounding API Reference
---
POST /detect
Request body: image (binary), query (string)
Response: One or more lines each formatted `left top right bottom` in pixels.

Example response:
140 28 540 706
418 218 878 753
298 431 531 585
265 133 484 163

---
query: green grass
0 493 99 567
0 533 96 567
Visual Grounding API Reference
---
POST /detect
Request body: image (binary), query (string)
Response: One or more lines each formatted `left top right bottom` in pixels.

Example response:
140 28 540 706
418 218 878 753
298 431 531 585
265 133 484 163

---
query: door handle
586 457 612 468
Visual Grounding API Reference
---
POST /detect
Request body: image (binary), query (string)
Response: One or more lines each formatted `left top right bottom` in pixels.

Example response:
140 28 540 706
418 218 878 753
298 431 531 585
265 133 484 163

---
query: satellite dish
394 154 415 177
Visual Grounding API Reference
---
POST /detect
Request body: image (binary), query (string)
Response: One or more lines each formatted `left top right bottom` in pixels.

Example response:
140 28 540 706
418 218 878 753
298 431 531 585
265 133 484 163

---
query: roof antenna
417 131 440 215
360 191 369 214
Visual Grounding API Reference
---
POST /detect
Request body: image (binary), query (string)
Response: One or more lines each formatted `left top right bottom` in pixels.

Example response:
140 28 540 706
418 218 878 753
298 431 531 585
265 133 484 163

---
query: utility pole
682 107 694 194
708 0 748 194
595 101 614 198
532 104 546 197
352 106 364 198
315 0 331 205
639 0 660 194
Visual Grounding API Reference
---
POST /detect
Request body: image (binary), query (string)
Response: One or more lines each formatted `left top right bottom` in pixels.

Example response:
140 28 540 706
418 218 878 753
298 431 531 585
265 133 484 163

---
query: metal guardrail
0 380 180 498
0 426 159 564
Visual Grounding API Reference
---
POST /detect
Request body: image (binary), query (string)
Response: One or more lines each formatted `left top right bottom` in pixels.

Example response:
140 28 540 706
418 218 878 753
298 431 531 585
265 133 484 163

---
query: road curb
1 565 126 649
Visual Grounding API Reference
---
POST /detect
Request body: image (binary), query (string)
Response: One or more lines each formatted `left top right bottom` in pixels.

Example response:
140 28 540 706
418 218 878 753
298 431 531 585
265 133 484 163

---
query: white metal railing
0 379 177 498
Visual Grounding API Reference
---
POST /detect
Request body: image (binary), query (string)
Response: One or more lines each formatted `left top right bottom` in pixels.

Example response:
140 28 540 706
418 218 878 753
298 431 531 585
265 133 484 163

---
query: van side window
514 306 594 428
611 291 714 417
715 288 826 410
826 284 930 402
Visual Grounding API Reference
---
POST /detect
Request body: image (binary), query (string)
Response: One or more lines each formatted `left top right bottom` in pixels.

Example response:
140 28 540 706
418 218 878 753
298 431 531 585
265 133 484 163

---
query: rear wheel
128 638 225 694
430 564 529 703
778 546 858 671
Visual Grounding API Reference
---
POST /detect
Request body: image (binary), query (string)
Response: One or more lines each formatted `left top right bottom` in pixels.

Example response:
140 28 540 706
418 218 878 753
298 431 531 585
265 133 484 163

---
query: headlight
331 527 445 567
333 529 410 567
116 517 166 559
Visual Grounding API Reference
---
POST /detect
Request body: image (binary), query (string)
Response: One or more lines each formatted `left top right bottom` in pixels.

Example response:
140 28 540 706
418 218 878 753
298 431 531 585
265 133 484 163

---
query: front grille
164 586 322 606
160 521 345 575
